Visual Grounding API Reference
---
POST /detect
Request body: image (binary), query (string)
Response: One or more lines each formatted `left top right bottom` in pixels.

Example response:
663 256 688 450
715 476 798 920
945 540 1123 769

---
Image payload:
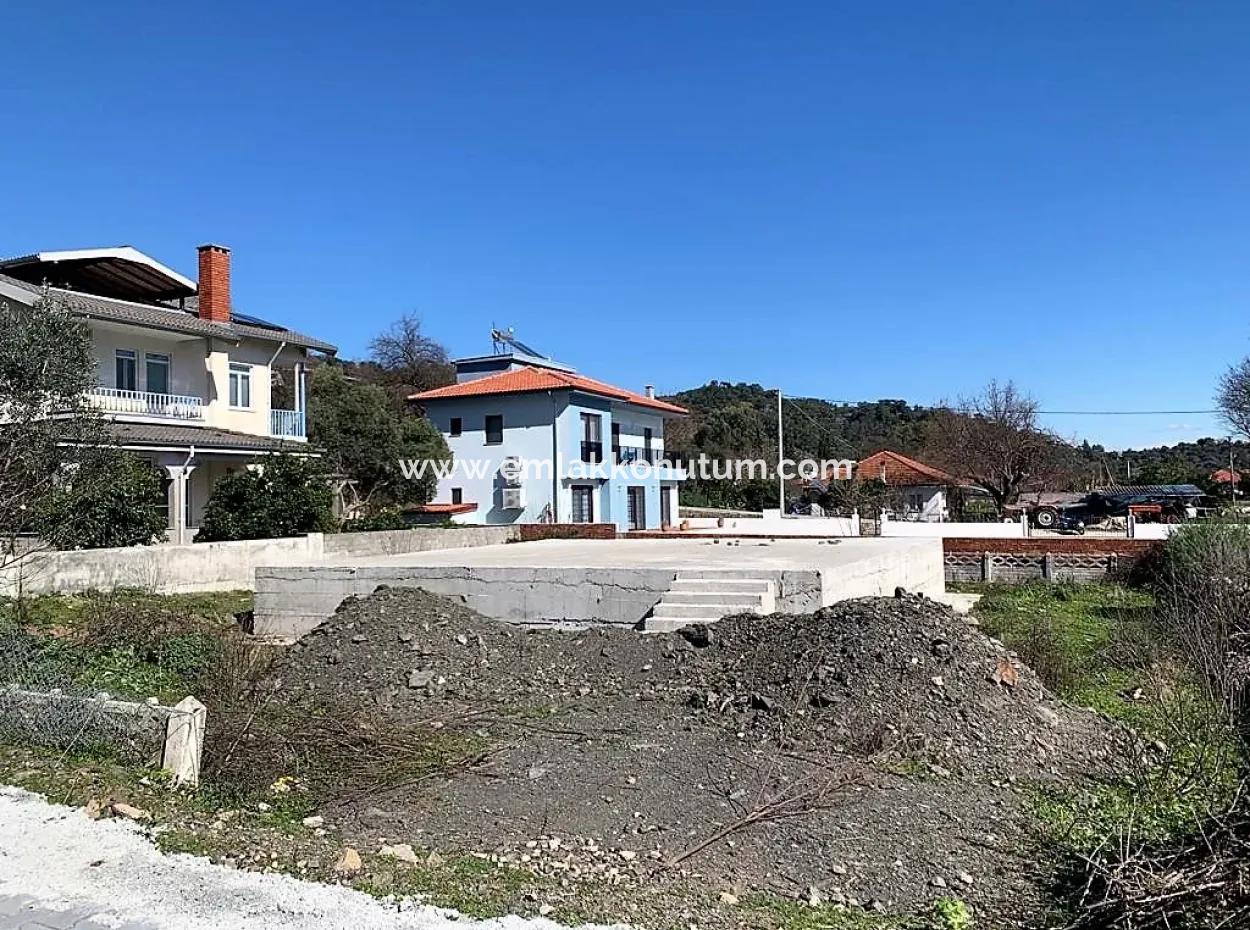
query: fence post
1042 553 1054 581
163 696 206 787
850 510 861 537
981 552 994 582
1126 513 1136 539
1019 514 1030 537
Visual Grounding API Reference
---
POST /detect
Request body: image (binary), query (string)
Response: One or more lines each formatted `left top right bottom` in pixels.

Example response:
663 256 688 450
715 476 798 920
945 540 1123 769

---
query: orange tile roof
405 502 479 514
410 366 688 415
856 449 957 486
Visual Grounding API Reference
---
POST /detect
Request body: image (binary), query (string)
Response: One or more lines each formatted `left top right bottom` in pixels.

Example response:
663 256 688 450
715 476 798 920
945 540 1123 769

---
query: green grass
968 582 1244 853
0 589 252 703
744 894 973 930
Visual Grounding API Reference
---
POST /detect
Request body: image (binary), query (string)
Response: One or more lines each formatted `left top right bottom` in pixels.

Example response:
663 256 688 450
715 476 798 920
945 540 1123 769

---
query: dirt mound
279 587 1117 779
268 587 1122 922
678 594 1119 777
278 586 672 711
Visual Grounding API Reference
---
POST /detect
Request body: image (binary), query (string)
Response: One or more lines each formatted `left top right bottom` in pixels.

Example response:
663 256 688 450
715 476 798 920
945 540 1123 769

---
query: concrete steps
644 574 775 632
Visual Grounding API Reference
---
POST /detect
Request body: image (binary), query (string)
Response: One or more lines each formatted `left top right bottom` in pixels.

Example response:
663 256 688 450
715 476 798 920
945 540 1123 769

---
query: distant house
410 350 688 531
1211 468 1242 486
855 449 958 522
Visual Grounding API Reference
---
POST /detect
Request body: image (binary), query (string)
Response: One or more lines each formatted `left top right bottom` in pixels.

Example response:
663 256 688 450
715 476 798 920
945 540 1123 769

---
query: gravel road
0 787 602 930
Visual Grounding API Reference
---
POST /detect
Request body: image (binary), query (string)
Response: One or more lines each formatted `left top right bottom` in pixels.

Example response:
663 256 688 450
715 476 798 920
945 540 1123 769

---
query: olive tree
0 291 118 565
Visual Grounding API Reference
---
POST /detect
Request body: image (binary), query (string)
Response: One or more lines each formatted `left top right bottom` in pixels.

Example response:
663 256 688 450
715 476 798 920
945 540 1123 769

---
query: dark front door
627 486 646 530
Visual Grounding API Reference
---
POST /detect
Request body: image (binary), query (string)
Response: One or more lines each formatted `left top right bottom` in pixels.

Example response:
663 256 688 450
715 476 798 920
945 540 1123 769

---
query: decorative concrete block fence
0 687 205 786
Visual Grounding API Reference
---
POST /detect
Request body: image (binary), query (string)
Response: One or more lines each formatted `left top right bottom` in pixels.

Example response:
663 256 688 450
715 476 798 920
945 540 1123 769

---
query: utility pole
777 388 785 514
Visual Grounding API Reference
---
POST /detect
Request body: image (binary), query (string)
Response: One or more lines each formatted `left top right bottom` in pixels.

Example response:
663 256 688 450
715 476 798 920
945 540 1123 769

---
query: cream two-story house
0 244 336 543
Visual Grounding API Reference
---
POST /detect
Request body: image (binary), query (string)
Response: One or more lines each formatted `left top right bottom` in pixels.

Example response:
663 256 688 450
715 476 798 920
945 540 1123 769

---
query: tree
307 365 450 513
925 380 1073 514
1218 357 1250 439
0 291 115 565
195 454 334 542
367 313 454 403
35 451 168 550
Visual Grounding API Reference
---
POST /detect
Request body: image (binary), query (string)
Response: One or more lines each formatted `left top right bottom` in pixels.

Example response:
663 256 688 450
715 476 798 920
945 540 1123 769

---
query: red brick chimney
197 244 231 323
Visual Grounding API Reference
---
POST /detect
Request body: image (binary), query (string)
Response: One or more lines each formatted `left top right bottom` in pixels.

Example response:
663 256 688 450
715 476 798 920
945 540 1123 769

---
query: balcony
88 387 204 420
616 445 657 465
271 408 306 439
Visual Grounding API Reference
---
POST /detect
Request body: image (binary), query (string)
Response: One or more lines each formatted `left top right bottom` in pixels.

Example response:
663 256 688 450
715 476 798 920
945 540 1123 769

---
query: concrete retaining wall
251 565 825 639
1 527 518 596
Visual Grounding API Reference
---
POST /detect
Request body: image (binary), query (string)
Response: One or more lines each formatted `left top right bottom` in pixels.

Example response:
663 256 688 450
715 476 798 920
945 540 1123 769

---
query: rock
718 892 739 905
109 802 150 822
830 862 848 875
894 587 908 598
84 798 105 820
931 876 947 888
619 849 637 861
407 668 435 689
302 815 325 828
958 871 975 885
1034 706 1061 728
539 904 555 916
333 847 363 876
379 843 420 865
425 851 445 867
993 658 1019 688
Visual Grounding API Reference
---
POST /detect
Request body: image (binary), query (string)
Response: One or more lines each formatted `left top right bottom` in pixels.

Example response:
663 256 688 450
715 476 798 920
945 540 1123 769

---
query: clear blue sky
5 1 1249 450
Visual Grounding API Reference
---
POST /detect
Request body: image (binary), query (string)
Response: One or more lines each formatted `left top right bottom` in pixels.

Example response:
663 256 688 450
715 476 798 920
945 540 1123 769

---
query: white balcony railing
88 387 204 420
270 409 306 439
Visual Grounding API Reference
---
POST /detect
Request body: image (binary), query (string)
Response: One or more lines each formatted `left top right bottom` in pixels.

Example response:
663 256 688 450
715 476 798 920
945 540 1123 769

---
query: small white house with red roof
410 350 687 530
856 449 959 522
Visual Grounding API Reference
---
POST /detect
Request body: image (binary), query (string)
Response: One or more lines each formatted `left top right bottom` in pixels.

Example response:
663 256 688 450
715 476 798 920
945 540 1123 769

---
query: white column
294 361 305 413
164 465 197 546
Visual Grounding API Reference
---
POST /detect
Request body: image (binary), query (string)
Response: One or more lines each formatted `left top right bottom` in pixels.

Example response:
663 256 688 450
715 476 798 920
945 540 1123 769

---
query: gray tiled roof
109 421 309 453
0 274 337 353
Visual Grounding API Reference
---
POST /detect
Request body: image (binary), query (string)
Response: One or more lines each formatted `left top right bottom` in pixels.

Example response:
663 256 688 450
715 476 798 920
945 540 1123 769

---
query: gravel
0 787 614 930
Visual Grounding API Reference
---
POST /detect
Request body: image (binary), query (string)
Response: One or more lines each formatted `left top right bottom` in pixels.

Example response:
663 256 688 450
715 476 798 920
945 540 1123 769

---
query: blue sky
5 1 1249 449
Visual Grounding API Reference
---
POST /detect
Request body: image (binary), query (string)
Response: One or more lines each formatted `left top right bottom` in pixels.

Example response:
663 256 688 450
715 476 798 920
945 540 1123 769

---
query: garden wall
943 538 1159 584
0 527 517 597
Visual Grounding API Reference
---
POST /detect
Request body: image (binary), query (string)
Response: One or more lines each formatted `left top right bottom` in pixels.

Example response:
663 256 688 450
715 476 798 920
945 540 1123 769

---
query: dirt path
0 788 603 930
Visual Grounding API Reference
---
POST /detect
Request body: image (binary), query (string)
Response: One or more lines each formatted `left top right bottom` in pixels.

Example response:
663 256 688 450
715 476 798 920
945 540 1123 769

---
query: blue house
410 351 688 531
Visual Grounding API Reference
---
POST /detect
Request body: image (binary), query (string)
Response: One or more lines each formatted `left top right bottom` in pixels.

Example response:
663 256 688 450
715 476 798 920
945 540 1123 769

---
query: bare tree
925 380 1072 514
1217 357 1250 438
367 313 454 400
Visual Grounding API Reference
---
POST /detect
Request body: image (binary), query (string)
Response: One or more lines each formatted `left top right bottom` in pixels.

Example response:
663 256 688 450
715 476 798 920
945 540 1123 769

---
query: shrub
339 508 410 533
195 454 334 542
1154 523 1250 738
35 451 168 549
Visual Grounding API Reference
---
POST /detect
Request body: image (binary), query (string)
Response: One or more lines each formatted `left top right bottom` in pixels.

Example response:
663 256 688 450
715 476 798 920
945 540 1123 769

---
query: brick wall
518 523 617 542
943 537 1159 584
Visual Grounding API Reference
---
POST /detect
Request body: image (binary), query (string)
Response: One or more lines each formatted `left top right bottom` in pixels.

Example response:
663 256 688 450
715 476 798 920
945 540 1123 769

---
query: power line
1036 409 1220 416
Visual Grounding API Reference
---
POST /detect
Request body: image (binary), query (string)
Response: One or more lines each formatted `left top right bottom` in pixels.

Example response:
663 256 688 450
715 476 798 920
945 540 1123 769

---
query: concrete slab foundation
251 537 945 639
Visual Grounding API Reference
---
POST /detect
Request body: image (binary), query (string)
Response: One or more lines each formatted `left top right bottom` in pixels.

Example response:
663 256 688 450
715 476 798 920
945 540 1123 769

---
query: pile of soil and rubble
266 586 1126 923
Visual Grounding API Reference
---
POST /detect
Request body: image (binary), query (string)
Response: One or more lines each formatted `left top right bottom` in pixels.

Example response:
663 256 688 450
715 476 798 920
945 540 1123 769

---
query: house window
907 492 925 511
145 353 170 395
449 417 463 437
580 413 603 463
485 414 504 444
229 363 252 408
571 485 594 523
451 488 463 505
644 426 654 464
115 350 137 392
611 422 621 462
